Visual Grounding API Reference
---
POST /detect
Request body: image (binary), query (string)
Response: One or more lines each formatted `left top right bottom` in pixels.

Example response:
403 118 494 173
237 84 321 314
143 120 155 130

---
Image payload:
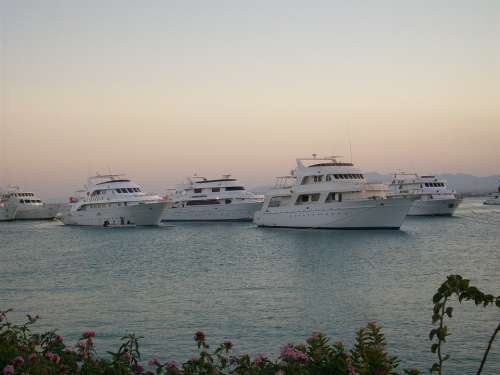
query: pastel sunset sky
1 0 499 199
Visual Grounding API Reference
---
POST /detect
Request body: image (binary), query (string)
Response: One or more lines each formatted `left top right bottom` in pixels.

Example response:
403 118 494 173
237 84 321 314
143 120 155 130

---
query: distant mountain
251 173 500 195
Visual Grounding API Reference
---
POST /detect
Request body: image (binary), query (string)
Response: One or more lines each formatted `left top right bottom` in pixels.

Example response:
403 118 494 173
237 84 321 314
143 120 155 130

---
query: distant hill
251 173 500 195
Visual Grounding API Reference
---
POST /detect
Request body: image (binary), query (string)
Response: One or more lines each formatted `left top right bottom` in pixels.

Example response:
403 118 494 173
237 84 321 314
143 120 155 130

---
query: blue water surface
1 197 499 374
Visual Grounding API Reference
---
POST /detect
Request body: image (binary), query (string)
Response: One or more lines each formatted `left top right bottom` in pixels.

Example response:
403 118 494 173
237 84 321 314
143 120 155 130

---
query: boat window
326 192 337 202
212 187 220 192
301 177 309 185
326 175 332 182
19 199 24 203
311 193 320 202
225 186 244 191
127 188 134 193
296 194 310 204
225 199 232 204
194 188 202 193
186 199 220 206
338 193 343 202
269 196 291 208
313 175 323 183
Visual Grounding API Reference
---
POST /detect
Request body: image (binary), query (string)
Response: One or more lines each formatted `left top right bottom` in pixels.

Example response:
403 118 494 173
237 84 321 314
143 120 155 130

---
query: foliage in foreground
0 312 419 375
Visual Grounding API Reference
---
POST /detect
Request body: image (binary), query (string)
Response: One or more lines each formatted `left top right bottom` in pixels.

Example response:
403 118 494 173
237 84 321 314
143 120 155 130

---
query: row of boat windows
269 192 353 207
185 199 232 206
301 174 364 184
192 186 245 193
424 183 445 187
78 202 129 210
18 199 42 204
91 188 141 196
1 193 35 198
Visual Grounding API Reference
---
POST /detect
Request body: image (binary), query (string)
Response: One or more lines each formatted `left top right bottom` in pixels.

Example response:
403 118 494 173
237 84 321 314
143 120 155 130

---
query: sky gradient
1 0 500 199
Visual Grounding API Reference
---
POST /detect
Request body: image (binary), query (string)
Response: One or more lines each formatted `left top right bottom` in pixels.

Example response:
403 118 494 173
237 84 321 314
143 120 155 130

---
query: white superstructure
388 173 461 216
483 182 500 205
163 175 263 221
0 186 59 220
61 174 167 226
253 156 414 229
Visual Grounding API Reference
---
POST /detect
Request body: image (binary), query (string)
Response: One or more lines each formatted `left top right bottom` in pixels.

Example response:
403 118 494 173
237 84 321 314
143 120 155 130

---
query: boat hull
0 207 16 221
13 204 60 220
483 195 500 205
253 197 413 229
408 198 460 216
163 202 262 222
62 201 167 226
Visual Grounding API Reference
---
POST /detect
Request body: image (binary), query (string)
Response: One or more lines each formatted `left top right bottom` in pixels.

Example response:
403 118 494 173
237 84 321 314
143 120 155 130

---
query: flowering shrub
0 309 418 375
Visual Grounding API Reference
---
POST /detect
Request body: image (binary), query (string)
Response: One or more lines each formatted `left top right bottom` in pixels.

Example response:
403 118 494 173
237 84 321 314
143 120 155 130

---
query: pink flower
45 352 61 363
148 358 161 367
14 356 24 365
280 344 308 363
28 352 37 364
63 348 74 354
166 361 179 369
55 335 64 343
83 330 96 338
132 363 144 373
2 366 14 375
194 331 205 341
254 354 267 365
76 340 86 349
122 352 131 361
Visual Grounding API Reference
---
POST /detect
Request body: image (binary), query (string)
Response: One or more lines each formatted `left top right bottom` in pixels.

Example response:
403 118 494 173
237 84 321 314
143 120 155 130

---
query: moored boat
388 173 461 216
0 186 59 220
62 174 167 226
483 182 500 205
253 155 414 229
163 175 263 222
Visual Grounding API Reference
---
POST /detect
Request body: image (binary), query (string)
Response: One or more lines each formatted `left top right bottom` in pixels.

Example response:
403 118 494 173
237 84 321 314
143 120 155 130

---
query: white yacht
253 156 414 229
388 173 461 216
0 186 59 220
163 175 263 221
61 174 167 226
483 182 500 205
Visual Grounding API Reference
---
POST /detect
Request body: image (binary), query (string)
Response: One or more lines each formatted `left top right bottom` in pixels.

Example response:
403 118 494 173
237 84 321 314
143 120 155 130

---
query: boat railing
274 176 296 189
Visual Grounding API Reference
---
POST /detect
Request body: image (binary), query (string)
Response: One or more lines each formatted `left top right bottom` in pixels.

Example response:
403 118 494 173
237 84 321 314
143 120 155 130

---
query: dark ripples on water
1 198 499 374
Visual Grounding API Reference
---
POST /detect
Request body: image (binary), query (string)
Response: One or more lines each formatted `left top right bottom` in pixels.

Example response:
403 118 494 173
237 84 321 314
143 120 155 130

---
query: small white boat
253 155 414 229
0 186 59 220
388 173 461 216
163 175 263 222
62 174 167 226
483 183 500 205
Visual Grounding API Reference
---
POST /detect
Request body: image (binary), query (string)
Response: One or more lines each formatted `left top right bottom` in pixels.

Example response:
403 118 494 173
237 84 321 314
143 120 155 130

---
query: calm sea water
1 197 499 374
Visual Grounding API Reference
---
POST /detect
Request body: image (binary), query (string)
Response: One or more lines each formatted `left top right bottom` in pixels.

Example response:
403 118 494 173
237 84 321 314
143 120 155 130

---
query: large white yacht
163 175 263 221
388 173 461 216
61 174 167 226
483 182 500 205
0 186 59 220
253 156 414 229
